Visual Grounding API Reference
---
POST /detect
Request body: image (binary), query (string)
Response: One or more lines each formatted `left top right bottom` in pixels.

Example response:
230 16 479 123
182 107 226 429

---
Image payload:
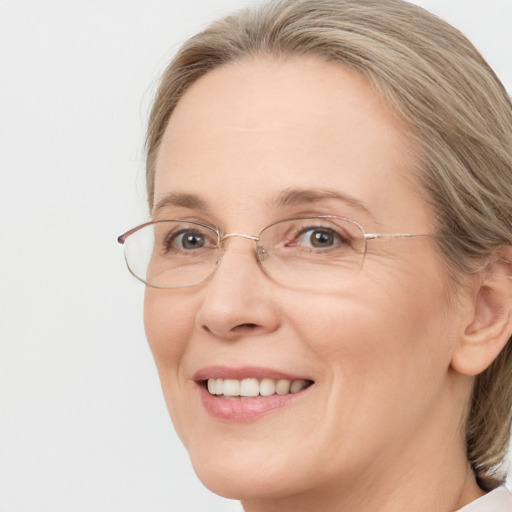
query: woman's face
145 57 470 502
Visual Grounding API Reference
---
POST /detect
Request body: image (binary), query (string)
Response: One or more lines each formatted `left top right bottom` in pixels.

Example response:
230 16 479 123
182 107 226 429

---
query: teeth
240 378 259 397
207 379 217 394
223 379 240 396
259 378 275 396
275 379 291 395
290 380 306 394
206 378 310 397
215 378 223 395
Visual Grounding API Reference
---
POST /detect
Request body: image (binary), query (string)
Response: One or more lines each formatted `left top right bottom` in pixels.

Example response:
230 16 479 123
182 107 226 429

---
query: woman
118 0 512 510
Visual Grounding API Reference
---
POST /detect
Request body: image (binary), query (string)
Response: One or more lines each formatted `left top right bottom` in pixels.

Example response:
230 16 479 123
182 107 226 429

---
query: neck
241 459 483 512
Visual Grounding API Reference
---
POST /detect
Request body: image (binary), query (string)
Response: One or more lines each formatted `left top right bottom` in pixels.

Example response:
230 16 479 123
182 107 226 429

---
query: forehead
154 56 430 231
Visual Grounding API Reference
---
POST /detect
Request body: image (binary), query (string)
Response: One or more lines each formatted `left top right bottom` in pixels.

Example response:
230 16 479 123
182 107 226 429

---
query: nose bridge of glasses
214 232 266 280
218 232 265 263
221 233 260 243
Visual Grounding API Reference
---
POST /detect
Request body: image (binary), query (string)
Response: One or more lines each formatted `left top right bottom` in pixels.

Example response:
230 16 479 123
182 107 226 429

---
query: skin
144 56 485 511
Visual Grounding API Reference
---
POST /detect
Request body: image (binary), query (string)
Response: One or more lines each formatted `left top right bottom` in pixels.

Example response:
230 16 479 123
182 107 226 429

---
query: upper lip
193 366 314 382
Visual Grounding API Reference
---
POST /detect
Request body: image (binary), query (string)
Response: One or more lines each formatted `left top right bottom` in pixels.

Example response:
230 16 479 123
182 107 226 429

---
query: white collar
457 486 512 511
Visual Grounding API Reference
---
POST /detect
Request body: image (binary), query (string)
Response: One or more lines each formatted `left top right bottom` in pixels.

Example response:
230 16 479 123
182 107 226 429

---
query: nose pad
256 244 267 263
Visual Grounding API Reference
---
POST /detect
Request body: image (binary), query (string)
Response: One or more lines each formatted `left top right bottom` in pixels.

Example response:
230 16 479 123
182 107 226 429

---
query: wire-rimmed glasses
117 216 434 290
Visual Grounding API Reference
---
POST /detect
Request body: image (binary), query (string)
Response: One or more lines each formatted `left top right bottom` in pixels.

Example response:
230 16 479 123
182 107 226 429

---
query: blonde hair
145 0 512 489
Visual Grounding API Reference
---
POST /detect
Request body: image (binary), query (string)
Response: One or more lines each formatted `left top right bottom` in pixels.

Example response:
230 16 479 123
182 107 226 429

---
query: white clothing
457 486 512 511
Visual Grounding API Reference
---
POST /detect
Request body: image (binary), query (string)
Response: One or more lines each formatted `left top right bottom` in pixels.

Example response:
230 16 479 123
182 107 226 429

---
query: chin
189 450 312 501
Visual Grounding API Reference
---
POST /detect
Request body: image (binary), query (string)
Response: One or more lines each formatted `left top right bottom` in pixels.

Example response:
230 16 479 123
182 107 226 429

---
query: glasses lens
123 221 220 288
258 216 366 289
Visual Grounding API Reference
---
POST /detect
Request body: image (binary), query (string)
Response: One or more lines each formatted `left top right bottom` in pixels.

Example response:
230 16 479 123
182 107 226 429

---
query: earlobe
451 249 512 377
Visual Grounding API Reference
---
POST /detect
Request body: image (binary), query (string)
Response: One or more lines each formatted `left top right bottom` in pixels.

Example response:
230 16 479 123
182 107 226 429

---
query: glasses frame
117 216 436 289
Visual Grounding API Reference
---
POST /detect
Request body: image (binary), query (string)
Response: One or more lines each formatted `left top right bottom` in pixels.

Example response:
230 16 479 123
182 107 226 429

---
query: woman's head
142 0 512 500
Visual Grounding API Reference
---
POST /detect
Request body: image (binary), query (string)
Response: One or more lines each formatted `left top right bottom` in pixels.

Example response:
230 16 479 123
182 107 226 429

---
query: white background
1 1 511 511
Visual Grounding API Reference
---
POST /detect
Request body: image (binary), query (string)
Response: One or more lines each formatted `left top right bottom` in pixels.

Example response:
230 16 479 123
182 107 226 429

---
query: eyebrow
269 187 373 217
152 192 210 215
152 187 373 219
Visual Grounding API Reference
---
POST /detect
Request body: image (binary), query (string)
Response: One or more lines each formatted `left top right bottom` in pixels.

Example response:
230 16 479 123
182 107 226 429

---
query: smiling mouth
205 378 314 398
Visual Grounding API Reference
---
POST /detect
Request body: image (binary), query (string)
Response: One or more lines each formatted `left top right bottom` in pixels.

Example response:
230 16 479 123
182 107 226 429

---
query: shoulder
457 487 512 512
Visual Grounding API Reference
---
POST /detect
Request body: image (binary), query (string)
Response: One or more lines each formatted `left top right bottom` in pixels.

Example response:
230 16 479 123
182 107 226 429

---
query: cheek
282 274 458 460
143 288 196 371
289 264 456 385
144 289 202 448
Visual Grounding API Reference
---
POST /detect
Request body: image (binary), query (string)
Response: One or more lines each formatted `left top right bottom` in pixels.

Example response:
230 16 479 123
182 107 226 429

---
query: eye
300 228 337 248
165 228 217 252
294 226 348 249
173 230 205 249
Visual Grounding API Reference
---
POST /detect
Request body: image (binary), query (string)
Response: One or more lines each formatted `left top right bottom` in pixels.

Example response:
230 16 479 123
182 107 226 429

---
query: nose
196 235 280 340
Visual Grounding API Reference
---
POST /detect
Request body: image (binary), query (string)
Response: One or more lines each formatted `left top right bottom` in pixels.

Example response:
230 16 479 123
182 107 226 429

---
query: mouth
204 377 313 398
194 367 315 422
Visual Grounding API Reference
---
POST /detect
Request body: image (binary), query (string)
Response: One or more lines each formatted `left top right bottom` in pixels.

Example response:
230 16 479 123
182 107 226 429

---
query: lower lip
198 385 310 423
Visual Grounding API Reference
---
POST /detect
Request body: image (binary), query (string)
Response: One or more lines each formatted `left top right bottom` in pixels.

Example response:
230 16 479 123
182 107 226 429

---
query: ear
451 247 512 377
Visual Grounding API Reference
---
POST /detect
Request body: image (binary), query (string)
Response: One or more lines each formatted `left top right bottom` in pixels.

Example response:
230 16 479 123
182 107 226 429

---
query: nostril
238 323 258 330
201 322 259 336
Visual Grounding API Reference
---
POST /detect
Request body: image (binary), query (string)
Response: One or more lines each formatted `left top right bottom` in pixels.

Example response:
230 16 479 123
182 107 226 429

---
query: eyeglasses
117 216 435 290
